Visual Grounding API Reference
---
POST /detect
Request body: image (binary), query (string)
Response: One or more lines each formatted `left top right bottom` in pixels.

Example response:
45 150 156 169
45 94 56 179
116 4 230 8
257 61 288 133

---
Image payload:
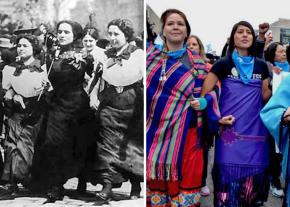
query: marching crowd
146 8 290 207
0 18 144 204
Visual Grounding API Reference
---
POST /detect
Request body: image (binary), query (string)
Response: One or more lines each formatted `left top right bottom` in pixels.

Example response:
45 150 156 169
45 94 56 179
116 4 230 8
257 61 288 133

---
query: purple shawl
215 77 269 183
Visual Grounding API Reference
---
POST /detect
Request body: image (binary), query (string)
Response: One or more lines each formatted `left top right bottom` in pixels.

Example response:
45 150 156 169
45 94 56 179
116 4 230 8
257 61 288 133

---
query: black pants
269 137 283 189
202 147 209 187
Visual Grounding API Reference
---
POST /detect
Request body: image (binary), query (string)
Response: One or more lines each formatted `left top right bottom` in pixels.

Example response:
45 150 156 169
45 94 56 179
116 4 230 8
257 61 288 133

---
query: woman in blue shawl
261 74 290 207
201 21 272 206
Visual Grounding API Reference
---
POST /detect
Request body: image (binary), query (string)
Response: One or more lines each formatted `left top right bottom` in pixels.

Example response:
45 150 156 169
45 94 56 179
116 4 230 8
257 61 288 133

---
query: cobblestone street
0 179 144 207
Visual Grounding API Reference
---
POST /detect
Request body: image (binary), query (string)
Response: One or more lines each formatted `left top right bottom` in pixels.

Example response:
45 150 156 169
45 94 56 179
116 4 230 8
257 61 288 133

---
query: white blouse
2 64 48 98
102 47 144 87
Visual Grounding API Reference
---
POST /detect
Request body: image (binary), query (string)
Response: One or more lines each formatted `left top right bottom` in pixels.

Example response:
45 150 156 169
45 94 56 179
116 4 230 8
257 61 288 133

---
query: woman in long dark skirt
89 18 144 201
29 20 94 202
1 34 46 194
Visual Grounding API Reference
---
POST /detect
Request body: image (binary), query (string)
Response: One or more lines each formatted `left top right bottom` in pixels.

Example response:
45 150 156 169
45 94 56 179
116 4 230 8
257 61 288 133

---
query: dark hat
14 27 38 35
14 20 38 35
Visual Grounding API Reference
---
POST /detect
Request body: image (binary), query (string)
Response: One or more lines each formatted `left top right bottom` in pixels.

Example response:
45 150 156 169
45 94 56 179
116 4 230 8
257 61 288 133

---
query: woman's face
275 45 287 63
163 13 187 45
187 37 200 54
234 25 253 50
108 25 127 49
57 23 74 46
83 34 96 52
17 38 33 60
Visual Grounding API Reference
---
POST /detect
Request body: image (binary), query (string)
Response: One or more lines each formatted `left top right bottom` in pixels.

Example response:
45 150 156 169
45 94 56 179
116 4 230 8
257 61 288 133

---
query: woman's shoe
95 183 112 202
43 186 64 204
130 195 140 200
270 185 284 198
200 186 210 196
95 192 112 201
0 183 18 196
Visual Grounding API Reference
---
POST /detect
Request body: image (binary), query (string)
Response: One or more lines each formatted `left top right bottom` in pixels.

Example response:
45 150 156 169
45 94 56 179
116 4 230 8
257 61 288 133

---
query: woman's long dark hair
228 21 256 56
265 42 283 64
16 34 41 56
83 26 99 40
56 20 83 49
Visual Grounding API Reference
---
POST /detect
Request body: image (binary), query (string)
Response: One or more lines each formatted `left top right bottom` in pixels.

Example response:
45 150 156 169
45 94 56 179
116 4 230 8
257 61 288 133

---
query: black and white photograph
0 0 144 206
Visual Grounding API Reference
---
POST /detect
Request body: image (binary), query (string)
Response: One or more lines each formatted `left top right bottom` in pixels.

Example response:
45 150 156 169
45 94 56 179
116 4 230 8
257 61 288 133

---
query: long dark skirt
29 101 95 192
2 113 42 184
90 84 143 185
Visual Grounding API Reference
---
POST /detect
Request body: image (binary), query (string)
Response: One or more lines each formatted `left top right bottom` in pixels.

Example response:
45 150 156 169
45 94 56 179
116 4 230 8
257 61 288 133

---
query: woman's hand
190 99 200 111
34 78 48 94
272 66 281 75
190 97 207 111
90 97 100 111
219 115 235 125
13 94 26 109
4 89 15 101
283 107 290 124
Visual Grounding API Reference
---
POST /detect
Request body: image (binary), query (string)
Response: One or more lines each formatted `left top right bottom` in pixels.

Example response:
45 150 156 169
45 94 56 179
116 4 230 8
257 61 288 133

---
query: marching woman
1 34 46 194
81 26 106 94
261 75 290 207
265 42 290 77
201 21 272 206
146 9 219 207
264 42 289 198
30 20 94 202
89 18 144 201
187 34 215 197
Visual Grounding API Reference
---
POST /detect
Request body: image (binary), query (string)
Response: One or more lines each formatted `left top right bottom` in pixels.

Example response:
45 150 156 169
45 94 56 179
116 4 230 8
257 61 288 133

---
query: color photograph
146 0 290 206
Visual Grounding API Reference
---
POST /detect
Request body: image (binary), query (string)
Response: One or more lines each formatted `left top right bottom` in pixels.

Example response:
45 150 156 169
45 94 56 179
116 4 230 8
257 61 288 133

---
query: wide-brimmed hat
0 37 13 48
14 27 38 35
14 20 38 35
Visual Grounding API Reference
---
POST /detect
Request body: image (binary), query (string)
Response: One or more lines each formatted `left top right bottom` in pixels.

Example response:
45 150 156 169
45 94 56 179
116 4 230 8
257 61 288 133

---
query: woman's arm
89 80 101 110
201 72 219 97
282 107 290 124
262 78 272 102
201 71 235 125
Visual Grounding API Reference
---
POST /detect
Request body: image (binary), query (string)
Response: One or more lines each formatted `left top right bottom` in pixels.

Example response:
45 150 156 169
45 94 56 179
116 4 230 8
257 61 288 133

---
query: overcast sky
147 0 290 55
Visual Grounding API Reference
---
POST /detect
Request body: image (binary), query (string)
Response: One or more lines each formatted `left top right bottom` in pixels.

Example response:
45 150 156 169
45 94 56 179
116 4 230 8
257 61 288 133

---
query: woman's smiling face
108 25 127 49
